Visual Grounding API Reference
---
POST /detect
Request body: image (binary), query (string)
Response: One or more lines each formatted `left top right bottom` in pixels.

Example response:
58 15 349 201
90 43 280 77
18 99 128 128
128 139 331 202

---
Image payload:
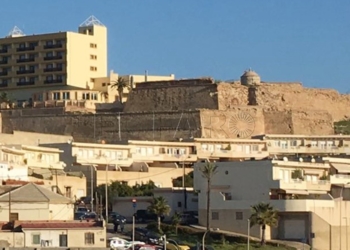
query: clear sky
1 0 349 92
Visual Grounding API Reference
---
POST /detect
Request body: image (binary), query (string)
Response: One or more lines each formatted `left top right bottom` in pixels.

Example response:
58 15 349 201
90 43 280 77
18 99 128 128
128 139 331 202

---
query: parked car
134 209 164 223
80 212 98 220
180 214 198 225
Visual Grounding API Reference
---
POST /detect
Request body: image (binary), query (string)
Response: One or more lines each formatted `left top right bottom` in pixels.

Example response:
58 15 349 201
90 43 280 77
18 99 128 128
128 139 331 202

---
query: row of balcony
0 56 64 65
273 179 331 191
0 44 64 54
0 67 63 77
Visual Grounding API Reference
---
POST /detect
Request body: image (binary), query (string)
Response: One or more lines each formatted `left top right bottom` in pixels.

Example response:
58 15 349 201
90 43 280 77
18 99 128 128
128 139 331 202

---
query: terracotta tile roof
14 220 103 229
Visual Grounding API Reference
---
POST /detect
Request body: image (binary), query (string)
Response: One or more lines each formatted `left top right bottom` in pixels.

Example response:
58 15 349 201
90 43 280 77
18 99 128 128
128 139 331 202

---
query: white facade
0 162 28 181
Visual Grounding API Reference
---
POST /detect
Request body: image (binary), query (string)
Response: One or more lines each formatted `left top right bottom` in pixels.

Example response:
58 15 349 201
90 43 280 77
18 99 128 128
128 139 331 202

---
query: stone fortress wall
0 70 348 142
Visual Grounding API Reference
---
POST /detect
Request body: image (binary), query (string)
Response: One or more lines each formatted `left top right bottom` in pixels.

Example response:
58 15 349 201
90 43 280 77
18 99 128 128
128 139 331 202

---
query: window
46 40 53 46
19 43 25 48
177 201 182 208
53 92 60 100
65 186 72 198
62 92 70 100
10 213 18 221
290 140 297 147
280 141 288 149
90 43 97 48
59 234 67 247
85 232 95 245
47 63 53 69
311 141 317 147
92 93 98 100
223 192 232 200
46 52 53 57
46 75 53 81
90 66 97 71
251 145 259 151
212 211 219 220
274 141 280 147
32 233 41 245
235 212 243 220
90 55 97 60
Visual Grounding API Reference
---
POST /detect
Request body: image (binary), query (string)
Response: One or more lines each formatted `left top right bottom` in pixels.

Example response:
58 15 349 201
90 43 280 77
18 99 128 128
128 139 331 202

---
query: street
106 222 147 241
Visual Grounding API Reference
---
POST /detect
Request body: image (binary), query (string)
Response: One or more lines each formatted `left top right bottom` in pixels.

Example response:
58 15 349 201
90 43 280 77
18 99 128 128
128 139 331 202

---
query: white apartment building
194 158 350 250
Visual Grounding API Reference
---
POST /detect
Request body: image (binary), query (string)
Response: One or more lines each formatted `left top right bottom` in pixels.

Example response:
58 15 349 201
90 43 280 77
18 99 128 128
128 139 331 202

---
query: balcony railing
16 46 35 52
0 72 8 76
197 149 269 159
0 49 8 53
0 83 8 88
274 179 331 192
44 55 63 61
44 79 63 84
0 61 8 65
43 67 63 72
330 174 350 184
16 58 35 63
268 146 350 154
44 44 63 49
16 81 35 86
16 69 35 74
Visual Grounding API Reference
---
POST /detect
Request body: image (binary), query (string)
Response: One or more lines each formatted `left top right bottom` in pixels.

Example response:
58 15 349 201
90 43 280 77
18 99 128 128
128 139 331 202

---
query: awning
331 163 350 173
282 189 309 195
308 190 327 194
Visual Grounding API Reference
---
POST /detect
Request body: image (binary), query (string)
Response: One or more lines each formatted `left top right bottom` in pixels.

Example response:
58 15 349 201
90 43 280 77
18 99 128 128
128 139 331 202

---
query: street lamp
247 219 250 250
202 228 219 250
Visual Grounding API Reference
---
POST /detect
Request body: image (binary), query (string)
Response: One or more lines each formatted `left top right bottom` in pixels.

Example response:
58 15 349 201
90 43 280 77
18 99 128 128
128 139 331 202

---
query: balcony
16 81 35 86
306 180 331 191
44 55 63 61
44 44 63 49
16 69 35 75
0 71 8 76
0 83 8 88
197 149 269 160
268 146 350 155
273 179 331 193
16 46 35 52
0 49 8 53
330 174 350 185
43 67 63 72
132 153 198 163
16 58 35 63
26 158 64 170
0 61 8 65
75 156 133 167
44 79 63 84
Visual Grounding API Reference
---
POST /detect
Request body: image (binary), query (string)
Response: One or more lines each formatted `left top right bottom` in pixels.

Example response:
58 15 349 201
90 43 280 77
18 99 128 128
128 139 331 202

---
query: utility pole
8 188 11 222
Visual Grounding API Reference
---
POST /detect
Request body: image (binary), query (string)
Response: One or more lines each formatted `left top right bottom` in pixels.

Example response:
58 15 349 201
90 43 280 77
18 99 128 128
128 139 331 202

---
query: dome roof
241 69 259 77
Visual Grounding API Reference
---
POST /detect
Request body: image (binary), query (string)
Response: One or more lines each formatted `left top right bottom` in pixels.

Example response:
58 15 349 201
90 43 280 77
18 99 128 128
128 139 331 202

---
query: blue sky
1 0 349 92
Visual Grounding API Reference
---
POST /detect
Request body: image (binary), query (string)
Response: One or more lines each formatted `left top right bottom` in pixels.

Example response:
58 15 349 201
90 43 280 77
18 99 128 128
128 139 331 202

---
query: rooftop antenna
79 15 105 27
6 26 25 38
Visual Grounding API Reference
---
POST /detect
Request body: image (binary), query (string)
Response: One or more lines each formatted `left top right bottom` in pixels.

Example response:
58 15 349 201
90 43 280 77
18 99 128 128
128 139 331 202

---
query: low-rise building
194 158 350 250
0 182 74 221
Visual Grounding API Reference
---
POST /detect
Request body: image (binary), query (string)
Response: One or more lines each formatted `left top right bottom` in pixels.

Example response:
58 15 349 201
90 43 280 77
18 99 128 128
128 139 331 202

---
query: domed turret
240 69 261 86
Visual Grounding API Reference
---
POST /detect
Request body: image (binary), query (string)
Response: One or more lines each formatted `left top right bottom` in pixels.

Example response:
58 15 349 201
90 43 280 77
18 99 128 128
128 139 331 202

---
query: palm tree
199 162 218 231
171 211 182 235
148 196 171 232
249 202 278 245
111 77 130 104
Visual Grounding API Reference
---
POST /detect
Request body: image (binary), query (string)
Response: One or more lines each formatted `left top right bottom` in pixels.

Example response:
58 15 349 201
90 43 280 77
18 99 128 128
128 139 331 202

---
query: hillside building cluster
0 15 348 250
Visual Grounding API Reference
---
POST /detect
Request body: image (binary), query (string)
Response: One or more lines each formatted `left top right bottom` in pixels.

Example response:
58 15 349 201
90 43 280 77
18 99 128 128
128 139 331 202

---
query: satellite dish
283 157 288 162
299 158 303 162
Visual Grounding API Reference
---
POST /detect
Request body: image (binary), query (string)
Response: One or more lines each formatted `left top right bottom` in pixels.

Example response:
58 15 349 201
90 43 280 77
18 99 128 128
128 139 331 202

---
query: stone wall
124 78 218 112
1 111 201 143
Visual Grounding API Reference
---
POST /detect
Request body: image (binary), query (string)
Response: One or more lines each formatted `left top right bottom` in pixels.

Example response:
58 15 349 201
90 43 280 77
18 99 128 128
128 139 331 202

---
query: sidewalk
190 225 311 250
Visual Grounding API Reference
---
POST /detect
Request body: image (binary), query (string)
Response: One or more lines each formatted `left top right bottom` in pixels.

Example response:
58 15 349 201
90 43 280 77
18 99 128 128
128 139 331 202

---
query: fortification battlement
135 77 214 89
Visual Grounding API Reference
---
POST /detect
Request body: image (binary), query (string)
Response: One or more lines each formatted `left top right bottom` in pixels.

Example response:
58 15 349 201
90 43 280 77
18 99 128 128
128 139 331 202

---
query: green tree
0 92 10 105
172 171 193 187
111 76 130 104
249 202 278 245
199 162 218 231
148 196 171 232
171 211 182 235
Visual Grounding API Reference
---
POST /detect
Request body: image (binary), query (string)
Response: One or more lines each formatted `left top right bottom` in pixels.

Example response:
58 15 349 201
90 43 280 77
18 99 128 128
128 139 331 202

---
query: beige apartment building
0 143 86 199
194 158 350 250
0 16 107 102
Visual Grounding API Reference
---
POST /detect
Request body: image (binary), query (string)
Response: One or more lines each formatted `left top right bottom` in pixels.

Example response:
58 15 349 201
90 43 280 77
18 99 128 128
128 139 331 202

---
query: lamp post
202 228 219 250
247 219 250 250
105 163 108 225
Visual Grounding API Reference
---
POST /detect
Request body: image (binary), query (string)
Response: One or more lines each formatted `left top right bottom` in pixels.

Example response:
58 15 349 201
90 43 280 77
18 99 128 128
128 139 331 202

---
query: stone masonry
1 72 348 142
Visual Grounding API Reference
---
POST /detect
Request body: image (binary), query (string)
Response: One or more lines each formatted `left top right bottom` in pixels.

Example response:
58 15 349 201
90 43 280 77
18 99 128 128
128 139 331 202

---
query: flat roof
128 140 195 147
